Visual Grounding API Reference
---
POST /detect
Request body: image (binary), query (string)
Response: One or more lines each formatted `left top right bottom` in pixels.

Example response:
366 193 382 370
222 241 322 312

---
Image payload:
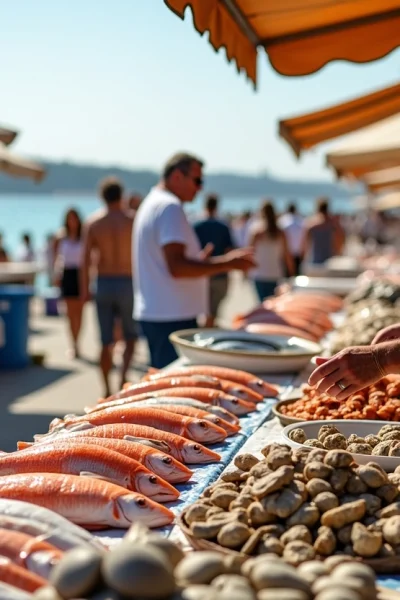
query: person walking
278 202 304 276
248 201 294 301
194 194 234 327
302 198 341 265
81 177 136 396
133 152 256 369
17 233 35 262
0 232 9 263
54 209 84 359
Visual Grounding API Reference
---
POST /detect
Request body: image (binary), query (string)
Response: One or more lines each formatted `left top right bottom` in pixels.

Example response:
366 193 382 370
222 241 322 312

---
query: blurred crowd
2 154 400 394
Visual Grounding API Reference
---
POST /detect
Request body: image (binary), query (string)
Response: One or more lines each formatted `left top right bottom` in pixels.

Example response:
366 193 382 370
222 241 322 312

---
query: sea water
0 193 354 258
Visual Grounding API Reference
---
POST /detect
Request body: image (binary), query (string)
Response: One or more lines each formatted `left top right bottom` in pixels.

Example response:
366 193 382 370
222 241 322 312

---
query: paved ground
0 273 258 450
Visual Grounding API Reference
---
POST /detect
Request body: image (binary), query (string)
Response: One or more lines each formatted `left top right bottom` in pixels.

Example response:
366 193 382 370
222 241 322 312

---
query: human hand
200 243 214 260
81 289 92 304
226 248 257 272
308 345 387 400
372 323 400 345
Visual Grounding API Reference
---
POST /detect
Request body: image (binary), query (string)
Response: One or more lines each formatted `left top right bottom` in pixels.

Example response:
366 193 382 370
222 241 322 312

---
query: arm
372 324 400 345
80 224 94 302
52 237 61 285
333 222 345 255
308 340 400 400
281 231 295 276
159 204 255 279
162 243 254 279
301 226 311 259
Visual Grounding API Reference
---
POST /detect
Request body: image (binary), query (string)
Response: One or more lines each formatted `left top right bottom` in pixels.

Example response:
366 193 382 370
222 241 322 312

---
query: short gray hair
162 152 204 180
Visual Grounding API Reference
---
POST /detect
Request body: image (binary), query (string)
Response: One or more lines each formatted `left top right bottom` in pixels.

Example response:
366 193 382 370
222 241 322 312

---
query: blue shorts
95 276 137 346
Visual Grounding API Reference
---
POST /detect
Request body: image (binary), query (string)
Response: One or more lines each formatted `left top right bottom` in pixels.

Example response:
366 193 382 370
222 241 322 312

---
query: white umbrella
0 143 45 182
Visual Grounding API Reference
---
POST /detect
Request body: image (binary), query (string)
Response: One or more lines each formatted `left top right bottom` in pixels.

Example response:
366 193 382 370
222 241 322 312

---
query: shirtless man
81 177 136 396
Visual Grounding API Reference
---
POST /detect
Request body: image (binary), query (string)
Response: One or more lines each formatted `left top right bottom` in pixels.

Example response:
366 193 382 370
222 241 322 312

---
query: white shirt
58 238 83 269
278 213 304 256
16 246 35 262
133 187 207 321
248 223 284 280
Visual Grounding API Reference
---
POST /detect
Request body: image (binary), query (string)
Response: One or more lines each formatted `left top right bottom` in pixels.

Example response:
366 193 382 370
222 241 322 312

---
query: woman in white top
248 201 294 301
54 208 84 359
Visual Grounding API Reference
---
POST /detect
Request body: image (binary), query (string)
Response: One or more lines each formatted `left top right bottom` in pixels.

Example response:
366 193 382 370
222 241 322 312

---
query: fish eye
214 418 221 424
162 456 172 464
199 421 208 429
149 475 157 484
256 380 263 387
136 497 147 507
232 399 238 404
193 444 201 453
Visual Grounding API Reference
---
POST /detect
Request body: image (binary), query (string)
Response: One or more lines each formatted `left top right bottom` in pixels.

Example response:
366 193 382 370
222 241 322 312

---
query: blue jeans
139 318 198 369
254 280 277 302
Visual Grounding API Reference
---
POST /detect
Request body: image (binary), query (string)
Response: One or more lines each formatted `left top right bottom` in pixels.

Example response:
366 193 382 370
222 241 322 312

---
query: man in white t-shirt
278 203 304 276
133 152 256 368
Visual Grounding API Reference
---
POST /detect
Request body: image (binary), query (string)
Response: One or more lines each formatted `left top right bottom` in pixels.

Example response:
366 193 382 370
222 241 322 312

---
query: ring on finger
337 380 347 391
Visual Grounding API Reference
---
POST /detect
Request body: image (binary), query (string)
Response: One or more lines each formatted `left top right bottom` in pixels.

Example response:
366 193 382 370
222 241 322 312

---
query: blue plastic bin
42 287 60 317
0 285 34 369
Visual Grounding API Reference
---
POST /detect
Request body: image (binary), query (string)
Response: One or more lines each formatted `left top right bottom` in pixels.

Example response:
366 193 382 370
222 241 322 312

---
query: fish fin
123 435 171 453
17 441 32 450
79 471 121 486
68 423 95 432
49 417 64 429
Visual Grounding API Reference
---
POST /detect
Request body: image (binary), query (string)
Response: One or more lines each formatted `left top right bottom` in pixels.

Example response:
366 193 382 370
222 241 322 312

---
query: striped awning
279 83 400 157
164 1 400 86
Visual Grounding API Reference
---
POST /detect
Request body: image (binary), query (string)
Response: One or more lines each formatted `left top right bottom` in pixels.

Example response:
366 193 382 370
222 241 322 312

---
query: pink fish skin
0 473 174 529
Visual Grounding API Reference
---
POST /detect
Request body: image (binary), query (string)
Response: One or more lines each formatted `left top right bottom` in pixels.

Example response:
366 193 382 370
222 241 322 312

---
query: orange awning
164 1 400 85
0 127 18 146
279 83 400 157
326 115 400 179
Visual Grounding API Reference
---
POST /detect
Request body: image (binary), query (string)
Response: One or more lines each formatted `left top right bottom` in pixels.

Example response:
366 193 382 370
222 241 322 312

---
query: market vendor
309 323 400 400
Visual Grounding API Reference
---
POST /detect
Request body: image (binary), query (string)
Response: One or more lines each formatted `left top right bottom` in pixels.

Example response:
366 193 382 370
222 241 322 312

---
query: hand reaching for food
308 345 388 400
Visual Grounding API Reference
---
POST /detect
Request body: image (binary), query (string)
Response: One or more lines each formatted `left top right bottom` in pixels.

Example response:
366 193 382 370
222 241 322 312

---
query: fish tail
17 441 34 450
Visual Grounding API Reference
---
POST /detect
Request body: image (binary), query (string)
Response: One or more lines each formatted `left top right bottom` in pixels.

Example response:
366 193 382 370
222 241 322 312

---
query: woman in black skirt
54 209 84 359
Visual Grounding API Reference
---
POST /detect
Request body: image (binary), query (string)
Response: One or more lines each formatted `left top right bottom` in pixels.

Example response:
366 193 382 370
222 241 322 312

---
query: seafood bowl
282 420 400 471
169 329 322 374
272 398 304 425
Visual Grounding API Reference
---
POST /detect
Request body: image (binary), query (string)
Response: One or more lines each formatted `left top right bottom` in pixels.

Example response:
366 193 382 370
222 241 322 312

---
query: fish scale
0 473 174 530
143 365 278 396
17 437 192 483
99 375 222 403
84 399 239 435
50 406 227 443
0 443 179 502
33 423 221 464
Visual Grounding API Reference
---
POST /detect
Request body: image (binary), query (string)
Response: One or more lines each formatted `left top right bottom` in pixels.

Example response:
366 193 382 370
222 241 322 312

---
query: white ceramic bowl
169 328 322 374
290 276 357 297
282 420 400 471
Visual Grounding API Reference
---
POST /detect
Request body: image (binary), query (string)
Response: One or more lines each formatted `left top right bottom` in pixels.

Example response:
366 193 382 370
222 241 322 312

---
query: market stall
5 278 400 598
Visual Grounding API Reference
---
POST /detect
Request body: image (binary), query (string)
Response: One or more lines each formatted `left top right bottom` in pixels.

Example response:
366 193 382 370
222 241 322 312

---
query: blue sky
2 1 400 180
